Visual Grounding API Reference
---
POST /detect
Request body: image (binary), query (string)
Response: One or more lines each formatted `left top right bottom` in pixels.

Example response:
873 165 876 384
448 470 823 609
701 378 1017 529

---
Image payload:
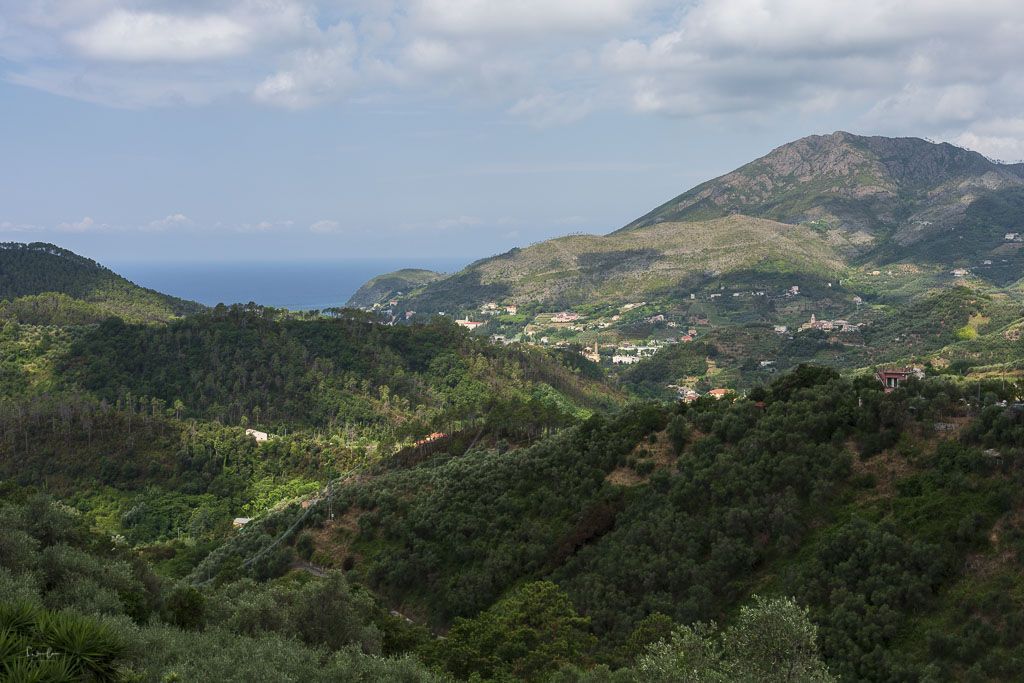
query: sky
2 0 1024 265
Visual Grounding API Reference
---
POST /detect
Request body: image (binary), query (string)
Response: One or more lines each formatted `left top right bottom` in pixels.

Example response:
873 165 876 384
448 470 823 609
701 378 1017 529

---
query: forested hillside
57 304 619 435
0 487 833 680
1 291 851 680
0 242 202 323
196 366 1024 680
5 289 1024 679
1 299 621 573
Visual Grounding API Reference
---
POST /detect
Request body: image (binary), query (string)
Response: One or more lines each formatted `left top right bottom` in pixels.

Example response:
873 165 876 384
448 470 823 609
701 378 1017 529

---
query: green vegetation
0 492 438 681
0 603 127 682
7 331 1024 679
0 242 202 323
58 304 619 435
187 365 1024 680
346 268 447 309
421 581 596 681
633 595 833 683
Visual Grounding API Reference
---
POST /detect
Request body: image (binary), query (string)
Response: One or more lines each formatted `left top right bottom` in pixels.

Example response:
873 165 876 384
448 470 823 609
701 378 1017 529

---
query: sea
111 259 468 310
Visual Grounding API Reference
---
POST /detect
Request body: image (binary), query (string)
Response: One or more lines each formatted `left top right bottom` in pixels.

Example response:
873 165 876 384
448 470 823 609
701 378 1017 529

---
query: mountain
0 242 203 323
621 131 1024 266
346 268 445 309
380 133 1024 315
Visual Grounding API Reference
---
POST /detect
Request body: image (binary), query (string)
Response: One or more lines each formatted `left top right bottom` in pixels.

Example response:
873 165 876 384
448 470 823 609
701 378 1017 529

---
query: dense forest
57 305 619 436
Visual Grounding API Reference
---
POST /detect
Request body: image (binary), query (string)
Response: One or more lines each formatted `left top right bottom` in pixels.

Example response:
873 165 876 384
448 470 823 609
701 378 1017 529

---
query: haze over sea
111 259 467 310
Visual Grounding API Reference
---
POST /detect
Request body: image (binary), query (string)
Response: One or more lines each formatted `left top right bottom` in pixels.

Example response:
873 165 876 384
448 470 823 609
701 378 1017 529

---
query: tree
423 581 596 681
637 596 833 683
726 596 833 682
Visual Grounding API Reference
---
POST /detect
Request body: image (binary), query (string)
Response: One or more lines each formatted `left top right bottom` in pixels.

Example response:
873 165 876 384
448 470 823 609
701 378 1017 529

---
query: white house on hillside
245 428 269 442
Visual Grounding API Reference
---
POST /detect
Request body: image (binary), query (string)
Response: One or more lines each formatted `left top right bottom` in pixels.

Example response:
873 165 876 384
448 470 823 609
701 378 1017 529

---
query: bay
111 259 466 310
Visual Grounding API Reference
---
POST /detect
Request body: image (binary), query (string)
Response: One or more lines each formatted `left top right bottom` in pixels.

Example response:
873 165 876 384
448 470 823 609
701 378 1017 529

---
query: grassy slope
404 215 853 310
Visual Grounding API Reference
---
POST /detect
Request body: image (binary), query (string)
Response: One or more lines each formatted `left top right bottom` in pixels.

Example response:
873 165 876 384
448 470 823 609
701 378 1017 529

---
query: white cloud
401 38 461 73
68 10 254 62
601 1 1024 118
57 216 106 232
951 119 1024 163
2 0 1024 156
234 220 295 233
410 0 652 36
254 23 358 109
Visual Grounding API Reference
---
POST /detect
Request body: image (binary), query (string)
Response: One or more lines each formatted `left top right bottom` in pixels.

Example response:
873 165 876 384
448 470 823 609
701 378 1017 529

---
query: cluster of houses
798 314 862 333
612 342 667 364
669 386 733 402
703 285 797 302
455 302 522 329
480 302 518 315
577 337 688 365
